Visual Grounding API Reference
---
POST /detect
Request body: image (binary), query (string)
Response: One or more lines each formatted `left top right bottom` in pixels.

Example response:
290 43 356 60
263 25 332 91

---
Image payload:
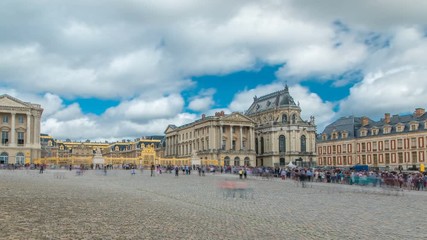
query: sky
1 0 427 141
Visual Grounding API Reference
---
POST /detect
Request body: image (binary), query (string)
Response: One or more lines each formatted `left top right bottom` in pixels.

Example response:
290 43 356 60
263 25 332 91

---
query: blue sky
1 0 427 141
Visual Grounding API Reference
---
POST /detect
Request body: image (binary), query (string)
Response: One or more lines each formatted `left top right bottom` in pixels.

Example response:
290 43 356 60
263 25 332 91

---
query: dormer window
341 132 348 139
383 126 391 134
371 129 378 136
360 129 368 137
256 104 260 110
266 101 271 107
396 124 404 133
322 134 327 141
332 132 338 140
410 123 419 131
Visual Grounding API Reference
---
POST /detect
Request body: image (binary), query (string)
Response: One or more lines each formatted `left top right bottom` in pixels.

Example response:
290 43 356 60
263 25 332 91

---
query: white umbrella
287 161 296 169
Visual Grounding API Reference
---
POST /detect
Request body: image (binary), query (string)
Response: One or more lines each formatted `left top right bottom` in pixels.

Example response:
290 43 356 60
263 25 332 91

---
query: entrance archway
234 157 240 166
0 152 9 165
16 152 25 165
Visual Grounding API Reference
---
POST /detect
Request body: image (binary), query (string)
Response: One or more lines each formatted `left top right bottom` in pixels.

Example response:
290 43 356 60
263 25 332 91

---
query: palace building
246 86 317 167
164 112 256 167
317 108 427 170
0 94 43 165
164 86 317 167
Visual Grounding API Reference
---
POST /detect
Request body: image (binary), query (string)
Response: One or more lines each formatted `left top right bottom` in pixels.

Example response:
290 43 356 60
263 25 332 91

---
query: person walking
239 169 243 179
150 164 155 177
39 164 44 174
175 166 179 177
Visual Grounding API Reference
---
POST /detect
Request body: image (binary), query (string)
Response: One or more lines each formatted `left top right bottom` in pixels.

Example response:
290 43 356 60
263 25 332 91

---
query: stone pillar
240 126 243 150
230 125 233 150
26 113 31 146
251 128 255 152
33 114 39 146
11 112 16 145
220 125 223 150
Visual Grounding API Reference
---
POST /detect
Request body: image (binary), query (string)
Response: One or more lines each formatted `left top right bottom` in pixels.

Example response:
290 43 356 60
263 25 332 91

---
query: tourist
150 164 155 177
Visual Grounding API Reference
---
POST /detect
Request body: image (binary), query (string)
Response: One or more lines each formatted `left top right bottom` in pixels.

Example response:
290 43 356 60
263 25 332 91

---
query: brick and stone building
317 108 427 170
0 94 43 165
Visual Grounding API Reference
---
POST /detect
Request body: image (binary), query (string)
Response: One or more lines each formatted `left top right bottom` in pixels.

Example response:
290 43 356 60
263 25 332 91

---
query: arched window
0 152 8 164
280 158 285 166
279 135 286 153
224 156 230 166
301 135 307 153
255 138 258 154
234 157 240 166
244 157 250 166
260 137 265 154
292 114 297 124
16 152 25 165
282 114 288 124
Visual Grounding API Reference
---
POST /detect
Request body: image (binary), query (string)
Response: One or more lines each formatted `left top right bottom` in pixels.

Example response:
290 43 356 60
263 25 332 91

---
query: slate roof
245 85 300 115
319 111 427 141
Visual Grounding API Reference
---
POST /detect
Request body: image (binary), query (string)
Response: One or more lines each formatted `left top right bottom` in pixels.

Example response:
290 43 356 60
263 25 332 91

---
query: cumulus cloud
338 26 427 119
187 89 216 112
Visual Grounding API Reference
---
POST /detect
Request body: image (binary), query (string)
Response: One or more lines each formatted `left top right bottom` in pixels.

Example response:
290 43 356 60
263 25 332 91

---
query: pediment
222 113 255 123
0 95 31 108
164 125 177 134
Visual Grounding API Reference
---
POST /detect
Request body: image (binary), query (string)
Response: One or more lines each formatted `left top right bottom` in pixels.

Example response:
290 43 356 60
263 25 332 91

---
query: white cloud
338 27 427 119
187 89 216 112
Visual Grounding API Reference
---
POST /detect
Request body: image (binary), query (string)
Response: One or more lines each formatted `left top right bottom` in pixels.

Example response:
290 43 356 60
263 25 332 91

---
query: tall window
292 114 296 124
244 157 250 166
234 157 240 166
2 115 8 123
255 138 258 154
282 114 288 123
300 135 307 152
221 140 226 150
279 135 286 153
280 158 285 165
18 132 24 145
232 140 236 150
1 131 8 145
18 115 24 124
0 152 8 164
224 156 230 166
260 137 265 154
16 152 25 165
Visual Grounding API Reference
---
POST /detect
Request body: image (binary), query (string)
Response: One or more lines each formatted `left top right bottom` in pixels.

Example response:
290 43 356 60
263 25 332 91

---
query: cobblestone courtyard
0 169 426 239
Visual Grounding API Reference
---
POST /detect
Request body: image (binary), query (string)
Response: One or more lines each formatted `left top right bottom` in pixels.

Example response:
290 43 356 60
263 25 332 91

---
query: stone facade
164 112 256 167
0 94 43 164
246 86 317 167
317 109 427 170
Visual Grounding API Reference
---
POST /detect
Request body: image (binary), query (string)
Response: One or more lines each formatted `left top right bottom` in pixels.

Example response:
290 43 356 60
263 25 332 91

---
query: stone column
220 125 223 150
251 128 255 152
230 125 233 150
240 126 243 150
26 113 31 146
11 112 16 145
33 114 39 146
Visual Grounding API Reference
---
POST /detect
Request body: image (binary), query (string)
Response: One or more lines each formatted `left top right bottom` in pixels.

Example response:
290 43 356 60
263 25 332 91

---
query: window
342 144 347 153
18 115 24 124
255 138 258 154
333 145 336 153
373 142 377 151
2 115 8 123
300 135 307 152
383 127 391 134
18 132 24 145
232 127 235 133
232 140 236 150
362 155 366 164
398 152 403 164
282 114 288 123
412 151 417 163
0 152 8 164
244 157 250 166
222 127 226 133
234 157 240 166
385 153 390 164
361 143 366 152
1 131 8 145
292 114 296 124
397 139 403 149
411 138 416 148
15 152 25 165
360 130 367 137
410 124 418 131
224 156 230 166
341 132 347 139
221 140 226 150
260 137 265 154
332 133 338 140
343 156 347 165
242 140 246 149
385 140 390 150
279 135 286 153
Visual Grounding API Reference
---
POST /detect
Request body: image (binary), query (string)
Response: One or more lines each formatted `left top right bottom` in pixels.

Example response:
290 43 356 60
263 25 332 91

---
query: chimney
415 108 425 117
384 113 390 124
361 116 369 126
